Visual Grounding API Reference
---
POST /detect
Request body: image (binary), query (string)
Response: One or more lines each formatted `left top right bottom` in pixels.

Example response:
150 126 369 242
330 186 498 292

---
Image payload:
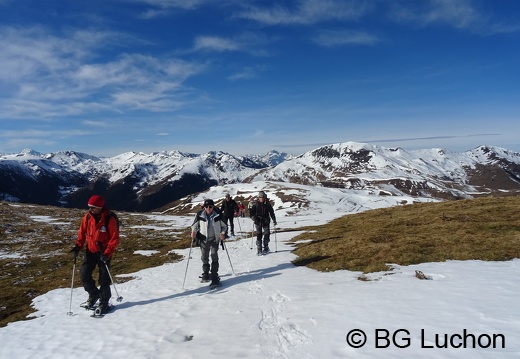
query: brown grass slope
291 196 520 273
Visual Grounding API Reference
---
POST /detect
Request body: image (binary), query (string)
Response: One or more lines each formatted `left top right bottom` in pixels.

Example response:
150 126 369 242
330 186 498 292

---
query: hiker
70 195 120 314
237 201 245 217
191 199 227 286
220 193 239 236
249 191 277 255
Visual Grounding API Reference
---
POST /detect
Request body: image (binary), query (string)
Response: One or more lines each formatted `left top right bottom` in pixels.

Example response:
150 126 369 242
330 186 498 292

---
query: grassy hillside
291 196 520 274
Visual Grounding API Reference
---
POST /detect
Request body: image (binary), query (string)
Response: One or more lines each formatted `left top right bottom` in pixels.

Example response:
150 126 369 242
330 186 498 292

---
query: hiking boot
85 293 100 308
231 231 235 236
257 247 262 255
97 302 110 314
210 276 220 286
263 247 270 254
201 272 210 281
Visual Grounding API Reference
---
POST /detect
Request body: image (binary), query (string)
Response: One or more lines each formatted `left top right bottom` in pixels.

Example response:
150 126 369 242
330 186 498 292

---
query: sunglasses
204 205 213 208
88 205 101 209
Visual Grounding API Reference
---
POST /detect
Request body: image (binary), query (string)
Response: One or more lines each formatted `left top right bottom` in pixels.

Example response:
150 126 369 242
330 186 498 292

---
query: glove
191 237 200 247
100 253 111 263
70 245 81 257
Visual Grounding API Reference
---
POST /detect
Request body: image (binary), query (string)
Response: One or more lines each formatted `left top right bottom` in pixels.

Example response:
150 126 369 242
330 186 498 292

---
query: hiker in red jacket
71 195 120 314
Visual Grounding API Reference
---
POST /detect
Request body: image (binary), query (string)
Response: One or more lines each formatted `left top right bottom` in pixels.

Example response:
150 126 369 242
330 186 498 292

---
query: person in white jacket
191 199 227 286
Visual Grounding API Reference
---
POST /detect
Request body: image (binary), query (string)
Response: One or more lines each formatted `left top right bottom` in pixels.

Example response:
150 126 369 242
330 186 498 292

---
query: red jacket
76 208 120 257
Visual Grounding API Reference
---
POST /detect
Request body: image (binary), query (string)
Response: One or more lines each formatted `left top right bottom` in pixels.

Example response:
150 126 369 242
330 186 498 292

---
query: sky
1 0 520 157
1 182 519 358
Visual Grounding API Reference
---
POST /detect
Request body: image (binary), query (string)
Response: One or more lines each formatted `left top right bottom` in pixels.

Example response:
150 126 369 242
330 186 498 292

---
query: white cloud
0 128 93 152
194 36 241 52
312 29 380 47
422 0 480 28
228 68 258 81
134 0 206 10
0 26 205 119
236 0 372 25
132 0 209 19
388 0 519 34
82 120 114 128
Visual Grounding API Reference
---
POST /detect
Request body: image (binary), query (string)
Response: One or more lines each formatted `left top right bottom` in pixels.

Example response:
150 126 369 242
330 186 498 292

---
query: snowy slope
1 183 519 358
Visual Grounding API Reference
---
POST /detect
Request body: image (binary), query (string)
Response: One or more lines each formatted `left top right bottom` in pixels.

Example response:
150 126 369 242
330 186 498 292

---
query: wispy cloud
132 0 210 19
227 65 266 81
389 0 520 34
0 128 92 151
190 32 273 57
236 0 372 25
312 29 380 47
82 120 114 128
422 0 480 28
136 0 207 10
0 26 205 119
194 36 241 52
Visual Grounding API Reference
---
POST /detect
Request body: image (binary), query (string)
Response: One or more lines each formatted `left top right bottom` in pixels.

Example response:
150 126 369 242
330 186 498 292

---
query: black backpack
87 210 120 230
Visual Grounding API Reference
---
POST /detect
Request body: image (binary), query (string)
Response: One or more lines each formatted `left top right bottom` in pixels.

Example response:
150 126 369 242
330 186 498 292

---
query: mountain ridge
1 142 519 211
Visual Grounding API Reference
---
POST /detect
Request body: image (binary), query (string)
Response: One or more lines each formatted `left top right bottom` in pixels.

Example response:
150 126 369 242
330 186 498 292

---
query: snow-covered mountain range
1 142 520 211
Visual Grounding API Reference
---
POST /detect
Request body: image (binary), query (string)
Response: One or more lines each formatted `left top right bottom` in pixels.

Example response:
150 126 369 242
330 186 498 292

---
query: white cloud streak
236 0 373 25
312 29 380 47
0 26 205 119
388 0 520 34
194 36 241 52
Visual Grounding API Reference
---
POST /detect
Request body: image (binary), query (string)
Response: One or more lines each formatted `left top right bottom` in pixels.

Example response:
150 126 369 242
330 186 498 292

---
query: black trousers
80 249 112 303
255 222 271 249
223 215 235 234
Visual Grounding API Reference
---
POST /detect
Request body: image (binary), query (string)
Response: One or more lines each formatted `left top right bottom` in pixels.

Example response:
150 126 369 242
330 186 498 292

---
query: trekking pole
97 242 123 302
250 222 255 250
67 254 77 316
237 216 242 236
221 240 236 275
274 225 278 253
182 238 194 290
103 260 123 302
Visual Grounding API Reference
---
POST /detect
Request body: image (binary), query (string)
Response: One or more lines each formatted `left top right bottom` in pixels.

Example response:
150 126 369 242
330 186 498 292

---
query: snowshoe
92 303 113 317
209 277 221 289
86 294 100 308
199 272 211 282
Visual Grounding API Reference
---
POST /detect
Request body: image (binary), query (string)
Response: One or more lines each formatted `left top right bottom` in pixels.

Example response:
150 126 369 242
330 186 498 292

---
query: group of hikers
71 191 277 313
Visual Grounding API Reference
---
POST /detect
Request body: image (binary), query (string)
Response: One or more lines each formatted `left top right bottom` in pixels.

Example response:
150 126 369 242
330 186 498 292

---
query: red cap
88 195 105 208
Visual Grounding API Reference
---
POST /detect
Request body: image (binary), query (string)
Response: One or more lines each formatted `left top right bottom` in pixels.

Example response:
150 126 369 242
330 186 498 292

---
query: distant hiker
191 199 227 286
70 195 120 314
220 194 239 236
249 191 277 255
237 201 245 217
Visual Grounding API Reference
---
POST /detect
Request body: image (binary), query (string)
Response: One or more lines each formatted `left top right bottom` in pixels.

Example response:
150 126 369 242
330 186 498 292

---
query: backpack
87 210 120 230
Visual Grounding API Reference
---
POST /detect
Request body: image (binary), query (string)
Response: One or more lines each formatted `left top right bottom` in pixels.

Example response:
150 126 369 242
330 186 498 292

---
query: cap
225 193 230 198
258 191 266 198
203 199 215 207
88 195 105 208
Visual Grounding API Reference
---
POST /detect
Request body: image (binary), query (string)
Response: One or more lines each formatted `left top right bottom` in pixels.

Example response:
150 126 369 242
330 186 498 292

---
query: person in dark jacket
71 195 120 314
249 191 277 255
220 194 239 236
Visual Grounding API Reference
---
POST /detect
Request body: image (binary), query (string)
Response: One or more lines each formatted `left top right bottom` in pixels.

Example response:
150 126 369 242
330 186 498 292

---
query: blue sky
1 0 519 157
